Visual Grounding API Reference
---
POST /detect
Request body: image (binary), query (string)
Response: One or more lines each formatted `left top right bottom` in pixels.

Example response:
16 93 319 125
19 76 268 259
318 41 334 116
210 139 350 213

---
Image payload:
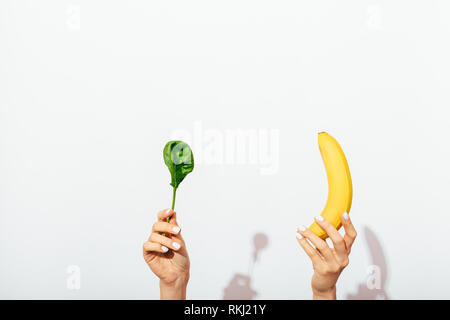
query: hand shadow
223 233 268 300
347 226 390 300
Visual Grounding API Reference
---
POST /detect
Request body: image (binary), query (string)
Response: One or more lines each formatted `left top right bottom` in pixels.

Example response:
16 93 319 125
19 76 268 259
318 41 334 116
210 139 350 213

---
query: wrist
160 274 189 300
312 286 337 300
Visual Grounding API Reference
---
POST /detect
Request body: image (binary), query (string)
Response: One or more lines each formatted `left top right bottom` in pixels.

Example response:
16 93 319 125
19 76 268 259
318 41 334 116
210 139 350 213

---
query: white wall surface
1 1 450 299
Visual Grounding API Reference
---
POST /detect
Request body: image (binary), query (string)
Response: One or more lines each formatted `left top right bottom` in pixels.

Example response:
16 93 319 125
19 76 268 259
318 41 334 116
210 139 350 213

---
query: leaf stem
171 186 177 210
168 186 177 223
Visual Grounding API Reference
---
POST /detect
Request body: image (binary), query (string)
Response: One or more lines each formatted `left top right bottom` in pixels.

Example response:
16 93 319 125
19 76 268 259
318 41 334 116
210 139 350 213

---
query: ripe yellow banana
309 132 353 239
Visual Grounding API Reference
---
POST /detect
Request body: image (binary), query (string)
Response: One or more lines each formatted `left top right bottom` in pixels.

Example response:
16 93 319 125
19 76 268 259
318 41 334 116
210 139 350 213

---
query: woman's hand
296 213 357 300
143 208 190 300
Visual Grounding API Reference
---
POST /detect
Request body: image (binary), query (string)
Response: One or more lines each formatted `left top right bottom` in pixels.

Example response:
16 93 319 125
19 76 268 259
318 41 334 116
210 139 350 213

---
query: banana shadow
347 226 390 300
223 233 268 300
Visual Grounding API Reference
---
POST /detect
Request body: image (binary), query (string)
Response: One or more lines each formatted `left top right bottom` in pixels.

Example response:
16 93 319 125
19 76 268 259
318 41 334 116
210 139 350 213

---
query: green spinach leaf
163 141 194 212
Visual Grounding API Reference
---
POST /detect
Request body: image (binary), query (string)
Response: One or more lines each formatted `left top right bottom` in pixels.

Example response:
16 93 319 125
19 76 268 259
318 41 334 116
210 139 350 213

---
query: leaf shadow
223 233 268 300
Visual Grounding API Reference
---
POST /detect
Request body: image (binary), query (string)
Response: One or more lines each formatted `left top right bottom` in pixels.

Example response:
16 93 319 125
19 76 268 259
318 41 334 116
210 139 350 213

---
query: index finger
298 226 335 263
157 208 174 221
313 216 347 255
168 211 178 225
296 233 323 266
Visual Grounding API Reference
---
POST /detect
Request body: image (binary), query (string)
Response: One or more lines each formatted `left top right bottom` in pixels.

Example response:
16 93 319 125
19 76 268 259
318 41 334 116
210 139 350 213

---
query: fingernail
161 246 168 252
296 232 303 239
172 242 181 250
166 208 171 215
343 212 349 220
298 225 306 232
315 216 324 222
172 226 181 234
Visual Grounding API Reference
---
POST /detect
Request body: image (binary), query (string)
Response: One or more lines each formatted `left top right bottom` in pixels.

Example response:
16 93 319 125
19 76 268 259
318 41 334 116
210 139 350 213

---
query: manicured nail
161 246 169 252
172 242 181 250
172 226 181 234
298 225 306 232
343 212 349 220
315 216 324 222
296 232 303 239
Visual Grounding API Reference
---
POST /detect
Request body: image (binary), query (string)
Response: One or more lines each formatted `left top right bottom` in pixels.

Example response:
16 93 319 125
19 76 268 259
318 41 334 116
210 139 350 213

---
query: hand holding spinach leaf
163 141 194 221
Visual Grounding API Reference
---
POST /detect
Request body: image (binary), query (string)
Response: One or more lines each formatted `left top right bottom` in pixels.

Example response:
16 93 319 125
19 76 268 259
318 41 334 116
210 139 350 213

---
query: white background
1 1 450 299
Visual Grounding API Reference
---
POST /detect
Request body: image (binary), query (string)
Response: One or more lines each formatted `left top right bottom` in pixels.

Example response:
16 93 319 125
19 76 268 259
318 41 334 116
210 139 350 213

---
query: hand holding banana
310 132 353 239
296 132 357 299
